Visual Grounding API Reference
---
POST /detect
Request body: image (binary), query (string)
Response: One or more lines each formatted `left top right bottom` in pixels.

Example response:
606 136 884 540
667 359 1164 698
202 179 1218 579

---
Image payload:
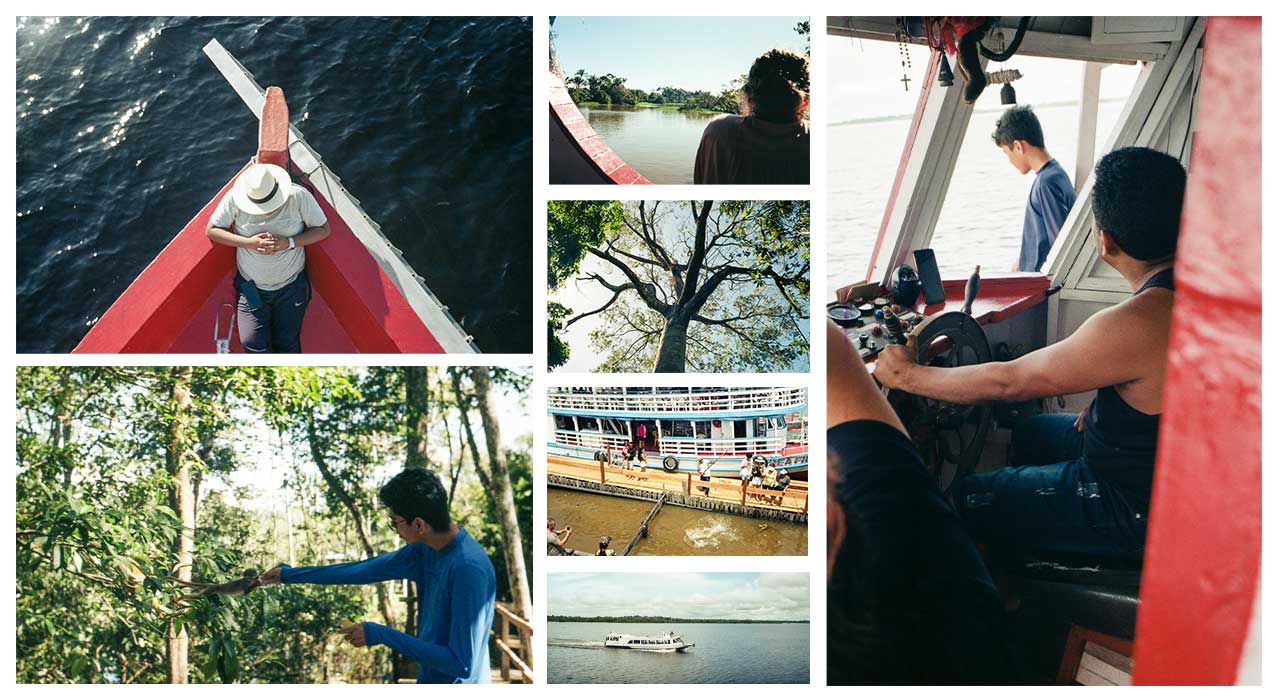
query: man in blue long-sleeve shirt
261 468 496 683
993 105 1078 272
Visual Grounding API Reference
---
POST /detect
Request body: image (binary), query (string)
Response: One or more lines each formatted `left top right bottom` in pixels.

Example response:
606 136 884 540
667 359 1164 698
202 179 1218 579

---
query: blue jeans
953 413 1147 562
235 270 310 353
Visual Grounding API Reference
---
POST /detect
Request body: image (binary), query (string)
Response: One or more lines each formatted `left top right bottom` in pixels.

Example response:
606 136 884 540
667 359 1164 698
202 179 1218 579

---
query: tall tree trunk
404 367 431 470
469 368 532 618
453 373 493 495
52 376 75 486
654 314 691 372
165 367 194 684
304 419 397 630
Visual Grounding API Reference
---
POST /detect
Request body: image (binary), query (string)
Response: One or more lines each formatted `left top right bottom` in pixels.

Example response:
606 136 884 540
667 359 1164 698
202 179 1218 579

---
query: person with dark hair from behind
827 320 1008 684
875 146 1186 565
694 48 810 184
260 468 497 683
992 105 1078 272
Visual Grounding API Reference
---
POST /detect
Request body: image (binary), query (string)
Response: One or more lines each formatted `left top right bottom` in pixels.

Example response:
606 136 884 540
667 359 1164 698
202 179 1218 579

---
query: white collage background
4 2 1277 697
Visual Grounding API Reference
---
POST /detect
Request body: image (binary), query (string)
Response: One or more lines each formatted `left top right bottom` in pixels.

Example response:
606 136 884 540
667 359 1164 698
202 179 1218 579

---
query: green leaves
548 200 623 289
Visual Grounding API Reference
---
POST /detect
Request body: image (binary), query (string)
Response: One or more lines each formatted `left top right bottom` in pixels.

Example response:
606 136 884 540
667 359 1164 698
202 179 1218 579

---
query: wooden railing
492 602 533 683
548 387 807 414
548 455 809 514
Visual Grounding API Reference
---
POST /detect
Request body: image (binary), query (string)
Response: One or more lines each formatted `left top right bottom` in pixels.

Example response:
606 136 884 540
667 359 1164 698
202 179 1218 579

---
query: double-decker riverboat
547 387 808 479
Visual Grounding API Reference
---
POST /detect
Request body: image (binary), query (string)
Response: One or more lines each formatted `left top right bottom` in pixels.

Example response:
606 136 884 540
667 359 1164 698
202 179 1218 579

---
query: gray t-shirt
209 184 327 290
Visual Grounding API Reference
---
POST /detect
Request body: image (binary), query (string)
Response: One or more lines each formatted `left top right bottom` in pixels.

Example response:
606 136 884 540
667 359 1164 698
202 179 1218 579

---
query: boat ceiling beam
826 16 1172 65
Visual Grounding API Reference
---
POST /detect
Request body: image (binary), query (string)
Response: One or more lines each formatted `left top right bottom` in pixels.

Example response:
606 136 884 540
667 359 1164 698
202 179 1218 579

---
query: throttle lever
961 265 980 316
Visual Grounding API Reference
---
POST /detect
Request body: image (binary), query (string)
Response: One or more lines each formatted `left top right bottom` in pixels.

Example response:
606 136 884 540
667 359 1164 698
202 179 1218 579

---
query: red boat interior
827 16 1259 683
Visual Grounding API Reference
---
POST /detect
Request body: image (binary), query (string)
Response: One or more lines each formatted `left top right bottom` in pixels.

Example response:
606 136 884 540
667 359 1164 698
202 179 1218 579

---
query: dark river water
16 16 532 353
549 621 810 684
579 104 720 184
548 488 808 556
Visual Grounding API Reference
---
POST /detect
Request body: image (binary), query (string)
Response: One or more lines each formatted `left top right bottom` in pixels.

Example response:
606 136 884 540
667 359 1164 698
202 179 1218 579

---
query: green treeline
549 615 809 624
564 69 741 114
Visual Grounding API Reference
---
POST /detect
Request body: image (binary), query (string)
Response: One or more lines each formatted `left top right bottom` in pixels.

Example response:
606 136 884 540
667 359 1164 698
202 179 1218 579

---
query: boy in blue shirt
993 105 1078 272
261 468 496 683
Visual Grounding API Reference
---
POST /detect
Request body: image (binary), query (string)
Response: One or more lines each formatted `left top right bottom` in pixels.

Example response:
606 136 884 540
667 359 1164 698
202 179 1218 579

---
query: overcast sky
549 572 810 621
553 16 808 92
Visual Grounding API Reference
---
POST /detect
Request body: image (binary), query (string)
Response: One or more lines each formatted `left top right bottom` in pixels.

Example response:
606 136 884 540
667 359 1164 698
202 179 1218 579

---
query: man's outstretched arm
361 563 493 682
264 544 422 586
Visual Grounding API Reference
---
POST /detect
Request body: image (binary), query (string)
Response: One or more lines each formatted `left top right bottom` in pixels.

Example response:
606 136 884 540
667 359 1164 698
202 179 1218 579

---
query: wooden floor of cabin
547 454 809 516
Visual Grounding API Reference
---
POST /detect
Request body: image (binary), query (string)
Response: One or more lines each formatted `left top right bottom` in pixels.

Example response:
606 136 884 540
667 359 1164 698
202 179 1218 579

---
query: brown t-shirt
693 114 810 184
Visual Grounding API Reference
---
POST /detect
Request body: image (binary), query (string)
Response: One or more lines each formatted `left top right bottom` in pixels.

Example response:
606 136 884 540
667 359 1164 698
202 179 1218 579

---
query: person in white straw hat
206 162 330 352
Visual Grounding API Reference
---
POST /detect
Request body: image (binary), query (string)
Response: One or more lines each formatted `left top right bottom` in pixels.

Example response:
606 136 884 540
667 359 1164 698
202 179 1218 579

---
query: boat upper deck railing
547 387 806 415
552 430 787 457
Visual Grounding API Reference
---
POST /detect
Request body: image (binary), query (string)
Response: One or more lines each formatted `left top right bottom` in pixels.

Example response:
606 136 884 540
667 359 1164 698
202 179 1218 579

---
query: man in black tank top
874 147 1187 563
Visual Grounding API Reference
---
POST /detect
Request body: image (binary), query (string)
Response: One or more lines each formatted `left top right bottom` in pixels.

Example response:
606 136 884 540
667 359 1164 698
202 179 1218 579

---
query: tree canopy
548 200 810 372
16 366 531 684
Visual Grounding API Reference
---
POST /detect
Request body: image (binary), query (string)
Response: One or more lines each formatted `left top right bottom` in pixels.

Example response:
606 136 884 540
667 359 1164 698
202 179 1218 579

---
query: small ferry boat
547 387 808 479
603 632 694 652
826 17 1259 684
73 39 477 354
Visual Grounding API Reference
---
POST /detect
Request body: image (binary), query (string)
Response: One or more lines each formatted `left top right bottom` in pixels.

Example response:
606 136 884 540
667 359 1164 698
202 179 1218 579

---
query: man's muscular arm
874 299 1163 405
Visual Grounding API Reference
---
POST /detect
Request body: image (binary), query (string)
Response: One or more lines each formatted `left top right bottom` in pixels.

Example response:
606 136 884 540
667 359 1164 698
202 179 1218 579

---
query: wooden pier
547 455 808 523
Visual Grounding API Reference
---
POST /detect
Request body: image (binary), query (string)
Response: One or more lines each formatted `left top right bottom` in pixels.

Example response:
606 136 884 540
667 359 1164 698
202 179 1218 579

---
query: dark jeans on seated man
952 413 1148 563
829 419 1009 684
236 270 310 354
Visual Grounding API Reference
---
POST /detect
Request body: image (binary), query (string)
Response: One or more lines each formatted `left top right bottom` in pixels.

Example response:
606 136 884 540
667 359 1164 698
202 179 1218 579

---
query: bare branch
565 286 629 328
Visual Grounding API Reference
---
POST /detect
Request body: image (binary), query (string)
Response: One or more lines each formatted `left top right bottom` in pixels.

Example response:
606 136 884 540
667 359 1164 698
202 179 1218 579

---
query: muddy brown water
547 488 808 556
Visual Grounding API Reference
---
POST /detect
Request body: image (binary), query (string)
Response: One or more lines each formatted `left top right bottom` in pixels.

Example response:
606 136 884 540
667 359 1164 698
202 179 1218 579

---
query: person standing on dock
694 48 810 185
206 163 331 353
261 468 496 683
992 105 1077 272
696 456 717 495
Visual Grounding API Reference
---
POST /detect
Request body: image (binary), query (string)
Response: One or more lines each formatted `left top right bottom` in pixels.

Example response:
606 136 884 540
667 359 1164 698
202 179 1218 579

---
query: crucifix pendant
901 74 911 91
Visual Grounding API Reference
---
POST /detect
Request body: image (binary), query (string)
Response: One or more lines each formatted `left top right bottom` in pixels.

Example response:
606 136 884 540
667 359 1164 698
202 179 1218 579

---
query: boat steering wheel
884 311 994 494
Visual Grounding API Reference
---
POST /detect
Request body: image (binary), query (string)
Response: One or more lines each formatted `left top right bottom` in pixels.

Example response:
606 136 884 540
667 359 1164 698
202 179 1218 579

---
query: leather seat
1010 557 1142 640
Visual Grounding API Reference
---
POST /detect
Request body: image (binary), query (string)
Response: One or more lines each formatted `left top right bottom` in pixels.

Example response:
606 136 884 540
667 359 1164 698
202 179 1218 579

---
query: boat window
828 34 930 294
578 417 600 431
928 56 1142 276
827 33 1143 288
553 415 575 431
661 420 694 438
695 421 711 438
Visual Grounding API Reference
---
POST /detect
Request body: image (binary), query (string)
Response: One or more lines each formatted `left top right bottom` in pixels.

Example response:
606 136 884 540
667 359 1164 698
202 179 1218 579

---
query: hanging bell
938 53 955 87
1000 82 1017 105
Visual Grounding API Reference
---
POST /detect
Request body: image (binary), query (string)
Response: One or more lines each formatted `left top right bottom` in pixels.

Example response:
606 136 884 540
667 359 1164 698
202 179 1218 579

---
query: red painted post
257 87 290 167
1132 17 1261 685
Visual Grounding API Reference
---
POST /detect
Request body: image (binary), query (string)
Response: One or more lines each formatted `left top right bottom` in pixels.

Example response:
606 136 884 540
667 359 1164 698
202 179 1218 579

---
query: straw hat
232 163 291 215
